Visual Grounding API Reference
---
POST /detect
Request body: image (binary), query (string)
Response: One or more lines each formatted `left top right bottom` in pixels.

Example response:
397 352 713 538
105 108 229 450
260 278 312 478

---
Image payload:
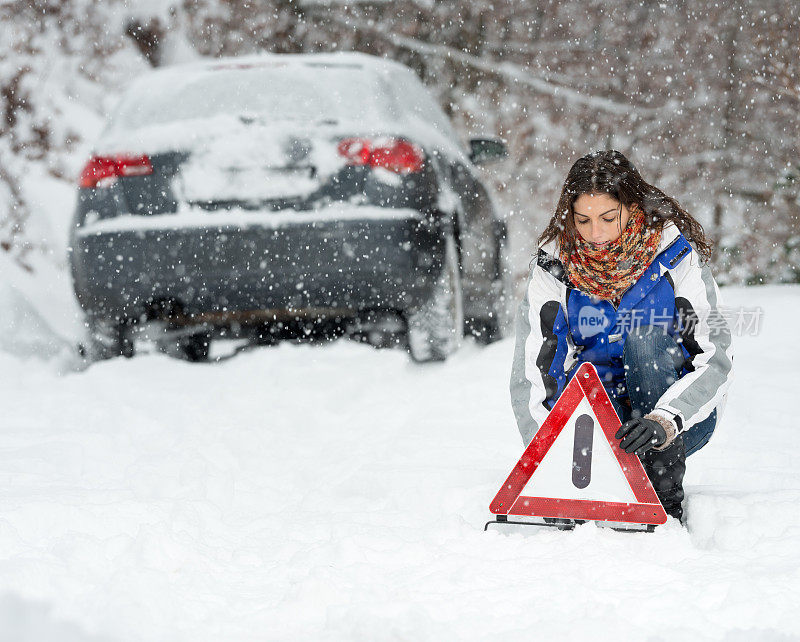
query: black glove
615 418 667 455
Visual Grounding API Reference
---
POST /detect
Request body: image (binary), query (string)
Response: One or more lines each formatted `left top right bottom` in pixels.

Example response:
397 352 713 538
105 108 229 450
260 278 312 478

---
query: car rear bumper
70 205 444 323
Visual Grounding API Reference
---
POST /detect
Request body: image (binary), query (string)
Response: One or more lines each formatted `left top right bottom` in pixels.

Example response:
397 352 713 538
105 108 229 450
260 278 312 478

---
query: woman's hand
615 418 667 455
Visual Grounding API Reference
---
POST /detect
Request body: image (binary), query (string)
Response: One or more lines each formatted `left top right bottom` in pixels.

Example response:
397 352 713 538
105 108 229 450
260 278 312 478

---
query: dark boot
623 325 687 520
640 434 686 521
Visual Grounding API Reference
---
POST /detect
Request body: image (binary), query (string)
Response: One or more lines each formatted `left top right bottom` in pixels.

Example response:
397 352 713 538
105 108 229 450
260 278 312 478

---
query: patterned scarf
559 207 662 301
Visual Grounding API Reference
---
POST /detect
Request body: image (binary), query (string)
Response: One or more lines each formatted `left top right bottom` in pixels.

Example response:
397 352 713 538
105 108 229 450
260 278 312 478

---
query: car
69 52 510 362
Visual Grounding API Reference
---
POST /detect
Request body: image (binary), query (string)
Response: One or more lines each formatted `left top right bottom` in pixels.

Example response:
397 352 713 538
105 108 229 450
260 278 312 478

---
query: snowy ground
1 284 799 641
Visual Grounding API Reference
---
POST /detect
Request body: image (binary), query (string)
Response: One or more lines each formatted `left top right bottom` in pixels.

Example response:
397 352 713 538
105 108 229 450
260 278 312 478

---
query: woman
510 150 734 521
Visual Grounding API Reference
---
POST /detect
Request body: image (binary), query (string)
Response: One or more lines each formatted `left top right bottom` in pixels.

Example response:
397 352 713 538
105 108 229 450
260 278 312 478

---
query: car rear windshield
110 63 396 130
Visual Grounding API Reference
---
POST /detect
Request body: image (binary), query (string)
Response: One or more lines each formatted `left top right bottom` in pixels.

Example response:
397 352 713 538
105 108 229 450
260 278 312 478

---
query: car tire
154 329 211 362
178 332 211 362
79 318 134 361
406 233 464 363
471 237 513 345
470 317 501 345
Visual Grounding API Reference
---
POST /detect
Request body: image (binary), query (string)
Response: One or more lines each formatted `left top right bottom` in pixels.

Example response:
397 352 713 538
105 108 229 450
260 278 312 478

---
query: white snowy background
1 1 799 640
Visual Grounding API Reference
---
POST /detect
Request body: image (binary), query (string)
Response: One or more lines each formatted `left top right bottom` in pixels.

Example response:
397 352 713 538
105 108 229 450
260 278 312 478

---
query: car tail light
79 154 153 188
337 137 424 174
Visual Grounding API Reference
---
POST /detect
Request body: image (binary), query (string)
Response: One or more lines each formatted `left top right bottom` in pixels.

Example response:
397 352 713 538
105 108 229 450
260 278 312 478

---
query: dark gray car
70 52 509 362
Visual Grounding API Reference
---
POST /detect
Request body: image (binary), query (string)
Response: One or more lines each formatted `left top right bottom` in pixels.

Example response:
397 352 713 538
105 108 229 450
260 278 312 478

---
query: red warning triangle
491 362 668 525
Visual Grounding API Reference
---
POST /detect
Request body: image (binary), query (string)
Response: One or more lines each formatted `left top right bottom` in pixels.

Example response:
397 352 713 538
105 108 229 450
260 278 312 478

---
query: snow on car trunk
75 203 423 236
172 124 338 204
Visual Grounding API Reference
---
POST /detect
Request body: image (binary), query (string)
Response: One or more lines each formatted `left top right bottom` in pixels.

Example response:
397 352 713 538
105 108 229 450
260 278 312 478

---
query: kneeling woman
510 150 734 521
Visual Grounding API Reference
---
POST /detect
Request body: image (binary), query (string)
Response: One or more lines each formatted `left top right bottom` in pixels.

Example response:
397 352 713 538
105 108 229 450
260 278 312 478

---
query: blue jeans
610 325 717 457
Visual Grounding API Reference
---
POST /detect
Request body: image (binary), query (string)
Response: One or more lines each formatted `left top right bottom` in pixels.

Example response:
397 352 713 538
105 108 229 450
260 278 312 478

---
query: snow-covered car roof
99 52 467 161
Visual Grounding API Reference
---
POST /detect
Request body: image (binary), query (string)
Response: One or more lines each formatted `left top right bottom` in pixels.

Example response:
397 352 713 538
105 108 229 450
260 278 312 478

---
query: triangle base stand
484 514 656 533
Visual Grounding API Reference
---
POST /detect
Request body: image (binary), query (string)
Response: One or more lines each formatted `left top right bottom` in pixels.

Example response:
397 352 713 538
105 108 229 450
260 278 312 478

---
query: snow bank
0 283 71 361
0 254 81 363
1 284 798 640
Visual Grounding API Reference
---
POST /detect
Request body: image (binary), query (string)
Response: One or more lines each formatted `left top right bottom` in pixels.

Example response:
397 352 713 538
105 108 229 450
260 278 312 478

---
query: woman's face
572 192 632 247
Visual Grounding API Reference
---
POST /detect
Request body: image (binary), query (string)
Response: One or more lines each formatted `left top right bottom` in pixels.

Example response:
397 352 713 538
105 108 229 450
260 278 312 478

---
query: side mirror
469 138 508 165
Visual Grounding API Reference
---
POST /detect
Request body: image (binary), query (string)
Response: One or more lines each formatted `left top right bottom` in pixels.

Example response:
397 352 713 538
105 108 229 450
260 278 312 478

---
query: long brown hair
539 150 713 264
